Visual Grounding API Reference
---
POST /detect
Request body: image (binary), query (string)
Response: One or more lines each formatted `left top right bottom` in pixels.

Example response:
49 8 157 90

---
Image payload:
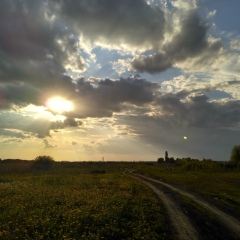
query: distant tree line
157 145 240 171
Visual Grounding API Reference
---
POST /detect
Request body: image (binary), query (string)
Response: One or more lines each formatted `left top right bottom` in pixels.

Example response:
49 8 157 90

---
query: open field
0 160 240 239
0 161 171 240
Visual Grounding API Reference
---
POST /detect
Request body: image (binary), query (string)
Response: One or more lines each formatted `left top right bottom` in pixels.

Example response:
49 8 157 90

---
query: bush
176 158 220 171
32 155 55 170
157 157 164 163
230 145 240 163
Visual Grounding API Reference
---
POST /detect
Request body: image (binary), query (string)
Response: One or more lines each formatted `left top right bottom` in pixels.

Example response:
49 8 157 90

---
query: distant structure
165 151 169 162
157 151 175 164
102 157 104 162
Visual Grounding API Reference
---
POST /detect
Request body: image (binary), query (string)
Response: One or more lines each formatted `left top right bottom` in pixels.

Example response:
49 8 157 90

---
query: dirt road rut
132 174 240 240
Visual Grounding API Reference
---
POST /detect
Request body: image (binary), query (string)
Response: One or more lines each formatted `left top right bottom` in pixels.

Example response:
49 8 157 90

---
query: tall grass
0 168 172 240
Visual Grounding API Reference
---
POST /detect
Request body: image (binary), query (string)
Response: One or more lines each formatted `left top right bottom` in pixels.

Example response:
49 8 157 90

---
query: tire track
131 175 199 240
134 174 240 239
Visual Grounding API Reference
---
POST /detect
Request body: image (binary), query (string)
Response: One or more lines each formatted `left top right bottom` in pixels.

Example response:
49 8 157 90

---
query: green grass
1 160 240 239
0 168 172 240
132 163 240 213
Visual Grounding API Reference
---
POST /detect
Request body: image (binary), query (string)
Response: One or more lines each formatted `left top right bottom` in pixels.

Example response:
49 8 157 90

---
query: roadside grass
177 194 238 240
131 163 240 215
0 169 172 240
1 160 239 239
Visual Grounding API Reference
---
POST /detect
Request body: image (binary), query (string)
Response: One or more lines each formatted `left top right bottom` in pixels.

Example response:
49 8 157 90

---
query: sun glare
46 97 73 113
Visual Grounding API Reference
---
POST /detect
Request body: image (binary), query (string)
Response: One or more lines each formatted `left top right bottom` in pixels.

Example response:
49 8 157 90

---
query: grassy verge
0 170 172 240
131 163 240 214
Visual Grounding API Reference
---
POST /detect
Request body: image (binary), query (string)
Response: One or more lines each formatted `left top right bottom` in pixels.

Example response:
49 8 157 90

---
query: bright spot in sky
184 136 188 140
46 97 73 113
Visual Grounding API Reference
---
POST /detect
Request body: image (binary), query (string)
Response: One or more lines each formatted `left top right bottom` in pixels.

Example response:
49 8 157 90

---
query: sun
46 96 73 113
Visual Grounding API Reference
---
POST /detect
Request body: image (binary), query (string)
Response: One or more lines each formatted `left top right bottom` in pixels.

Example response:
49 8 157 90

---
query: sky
0 0 240 161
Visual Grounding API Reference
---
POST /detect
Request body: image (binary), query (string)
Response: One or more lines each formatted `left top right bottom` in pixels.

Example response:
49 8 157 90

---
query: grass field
0 160 240 239
0 162 172 240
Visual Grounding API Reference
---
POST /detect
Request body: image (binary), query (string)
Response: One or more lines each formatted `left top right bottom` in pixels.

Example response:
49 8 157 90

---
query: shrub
230 145 240 163
157 157 164 163
32 155 55 170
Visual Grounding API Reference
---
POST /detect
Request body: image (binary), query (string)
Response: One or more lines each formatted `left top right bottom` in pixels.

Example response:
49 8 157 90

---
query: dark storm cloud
155 93 240 128
167 11 210 60
0 0 81 66
50 117 81 129
53 0 165 48
131 10 223 73
72 76 160 118
64 117 81 127
0 84 41 109
131 53 173 74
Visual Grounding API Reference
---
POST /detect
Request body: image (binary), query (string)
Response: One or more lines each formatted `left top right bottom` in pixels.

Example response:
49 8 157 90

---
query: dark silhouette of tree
165 151 169 162
32 155 55 170
157 157 164 163
168 157 175 163
230 145 240 163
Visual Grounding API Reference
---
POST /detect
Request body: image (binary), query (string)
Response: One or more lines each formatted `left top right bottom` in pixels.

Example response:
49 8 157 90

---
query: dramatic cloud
53 0 165 49
0 0 233 87
0 0 239 161
108 87 240 160
70 76 160 118
0 0 83 103
155 93 240 129
64 117 81 127
161 73 240 100
0 111 51 138
131 53 173 74
131 10 223 73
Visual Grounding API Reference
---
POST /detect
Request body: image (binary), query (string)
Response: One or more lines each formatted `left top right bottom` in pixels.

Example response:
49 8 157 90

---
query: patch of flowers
0 173 171 239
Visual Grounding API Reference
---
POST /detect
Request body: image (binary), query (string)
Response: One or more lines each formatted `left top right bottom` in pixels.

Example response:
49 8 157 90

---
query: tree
157 157 164 163
168 157 175 163
32 155 55 170
230 145 240 163
165 151 169 162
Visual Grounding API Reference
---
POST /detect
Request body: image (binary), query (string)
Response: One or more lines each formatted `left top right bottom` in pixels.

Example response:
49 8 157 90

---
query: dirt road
131 173 240 240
